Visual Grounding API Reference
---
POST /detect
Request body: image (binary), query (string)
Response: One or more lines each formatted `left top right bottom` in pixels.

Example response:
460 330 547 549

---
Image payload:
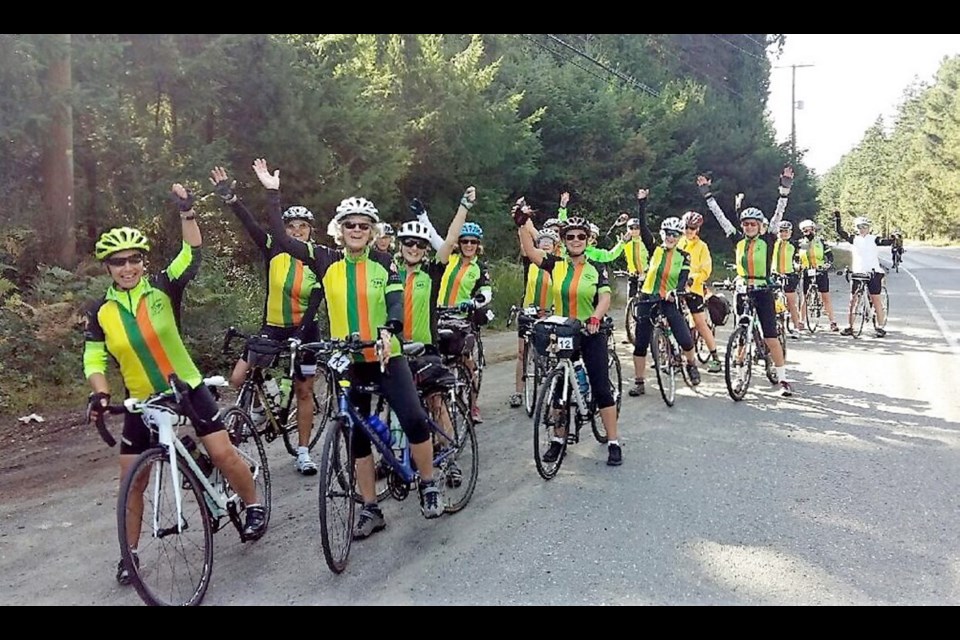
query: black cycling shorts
737 289 778 339
685 292 706 315
851 272 884 296
779 272 800 294
120 383 225 455
244 323 319 377
801 269 830 294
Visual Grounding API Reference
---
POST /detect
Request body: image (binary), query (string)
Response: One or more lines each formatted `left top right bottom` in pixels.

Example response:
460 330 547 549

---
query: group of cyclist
83 157 901 585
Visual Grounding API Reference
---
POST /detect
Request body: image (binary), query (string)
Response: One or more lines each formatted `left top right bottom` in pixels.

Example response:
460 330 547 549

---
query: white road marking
903 266 960 357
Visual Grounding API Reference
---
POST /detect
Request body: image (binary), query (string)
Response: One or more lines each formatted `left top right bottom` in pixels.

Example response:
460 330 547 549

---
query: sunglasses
459 238 480 245
105 254 144 267
628 225 641 230
565 233 587 241
685 226 698 231
342 221 372 231
663 231 681 239
741 220 760 227
401 238 429 250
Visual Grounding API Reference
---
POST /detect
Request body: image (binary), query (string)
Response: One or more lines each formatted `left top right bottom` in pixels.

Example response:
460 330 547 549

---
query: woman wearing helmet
515 202 623 466
624 208 650 299
84 185 268 584
626 194 701 399
677 209 722 373
210 166 324 475
698 166 795 397
796 218 839 332
375 222 396 253
510 218 561 409
772 220 804 337
253 159 446 535
438 219 492 423
833 211 894 337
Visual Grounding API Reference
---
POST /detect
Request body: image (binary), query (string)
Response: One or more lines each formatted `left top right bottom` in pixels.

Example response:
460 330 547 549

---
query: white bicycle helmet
799 219 816 232
377 222 395 236
660 216 684 240
853 216 871 228
739 207 765 222
588 222 600 237
282 205 315 224
544 217 561 229
333 196 380 225
397 220 432 242
779 220 793 231
536 228 560 246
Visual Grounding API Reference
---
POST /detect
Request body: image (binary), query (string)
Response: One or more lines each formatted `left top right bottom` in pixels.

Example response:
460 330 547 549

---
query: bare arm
438 186 475 264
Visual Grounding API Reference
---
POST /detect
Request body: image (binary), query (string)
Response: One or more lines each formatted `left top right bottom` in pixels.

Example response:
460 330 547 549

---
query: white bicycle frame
126 376 255 534
543 330 591 418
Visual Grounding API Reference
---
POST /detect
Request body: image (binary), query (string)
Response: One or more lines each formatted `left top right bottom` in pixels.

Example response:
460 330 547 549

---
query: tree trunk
39 34 76 268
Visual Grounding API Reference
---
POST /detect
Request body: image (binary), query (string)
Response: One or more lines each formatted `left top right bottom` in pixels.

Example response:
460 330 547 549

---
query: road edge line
902 265 960 357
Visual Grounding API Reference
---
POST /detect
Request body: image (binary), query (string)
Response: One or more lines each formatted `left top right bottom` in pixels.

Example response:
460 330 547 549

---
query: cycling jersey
267 192 403 363
624 237 649 275
677 235 711 296
634 196 692 298
83 242 203 399
523 261 553 309
585 240 625 263
835 219 893 273
438 253 492 308
772 238 800 275
798 236 833 270
704 190 788 286
538 253 611 321
397 259 446 345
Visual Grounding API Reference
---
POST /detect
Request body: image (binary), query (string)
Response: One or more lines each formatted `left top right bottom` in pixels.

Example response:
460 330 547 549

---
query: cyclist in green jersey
250 159 445 537
514 202 623 466
211 166 323 475
84 184 267 585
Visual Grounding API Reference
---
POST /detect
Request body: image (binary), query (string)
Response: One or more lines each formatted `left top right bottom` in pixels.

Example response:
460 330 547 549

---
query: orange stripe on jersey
403 271 415 341
136 298 175 382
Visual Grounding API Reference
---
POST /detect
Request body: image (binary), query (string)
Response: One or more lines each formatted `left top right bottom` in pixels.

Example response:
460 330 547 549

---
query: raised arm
768 166 793 229
557 191 571 222
833 210 853 243
636 188 656 253
162 183 202 292
697 174 737 237
514 198 545 267
437 186 476 264
210 165 269 249
409 198 446 252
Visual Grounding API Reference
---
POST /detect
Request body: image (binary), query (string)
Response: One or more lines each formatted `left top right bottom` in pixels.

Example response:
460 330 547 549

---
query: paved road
2 246 959 605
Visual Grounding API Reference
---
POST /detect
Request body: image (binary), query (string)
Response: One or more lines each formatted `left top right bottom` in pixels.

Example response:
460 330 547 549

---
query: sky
766 34 960 175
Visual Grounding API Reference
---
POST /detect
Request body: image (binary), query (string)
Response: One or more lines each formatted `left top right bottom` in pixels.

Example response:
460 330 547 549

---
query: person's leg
818 271 837 328
346 363 386 540
229 357 249 389
581 333 621 465
666 302 700 384
629 301 654 395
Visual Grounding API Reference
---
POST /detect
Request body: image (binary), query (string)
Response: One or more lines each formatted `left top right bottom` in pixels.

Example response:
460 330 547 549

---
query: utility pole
775 63 814 163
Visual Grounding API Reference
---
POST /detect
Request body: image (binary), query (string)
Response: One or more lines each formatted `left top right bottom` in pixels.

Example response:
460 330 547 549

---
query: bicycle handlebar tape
94 413 117 448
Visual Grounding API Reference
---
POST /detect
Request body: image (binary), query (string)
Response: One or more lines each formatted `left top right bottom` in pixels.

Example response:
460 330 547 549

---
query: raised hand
252 158 280 190
637 188 649 200
209 166 237 203
170 183 194 212
560 191 570 208
461 186 477 210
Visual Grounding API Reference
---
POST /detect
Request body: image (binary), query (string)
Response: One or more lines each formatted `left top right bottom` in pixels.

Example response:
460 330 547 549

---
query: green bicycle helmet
95 227 151 261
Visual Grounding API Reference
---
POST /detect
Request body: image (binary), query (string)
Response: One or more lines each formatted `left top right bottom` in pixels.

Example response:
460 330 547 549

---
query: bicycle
614 269 640 345
437 306 485 410
839 266 888 337
681 292 716 365
530 315 620 479
310 335 478 574
770 273 792 358
799 266 828 333
507 303 554 417
712 278 779 401
93 374 271 606
222 326 334 457
644 292 696 408
891 245 903 273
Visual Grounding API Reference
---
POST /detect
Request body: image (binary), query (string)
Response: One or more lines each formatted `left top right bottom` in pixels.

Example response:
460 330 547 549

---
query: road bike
712 278 779 401
93 374 270 606
799 266 830 334
310 336 478 574
642 292 699 408
530 316 621 480
507 303 553 417
839 266 889 337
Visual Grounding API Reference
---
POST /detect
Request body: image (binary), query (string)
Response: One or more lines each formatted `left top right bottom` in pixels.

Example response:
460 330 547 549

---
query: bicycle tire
432 392 478 514
281 364 335 455
223 407 272 533
804 288 822 333
533 367 569 480
758 332 778 385
852 288 867 337
694 322 714 364
724 324 753 402
522 341 537 418
471 331 485 394
318 418 356 574
118 446 213 606
608 347 623 420
777 317 787 359
625 298 637 346
650 326 676 407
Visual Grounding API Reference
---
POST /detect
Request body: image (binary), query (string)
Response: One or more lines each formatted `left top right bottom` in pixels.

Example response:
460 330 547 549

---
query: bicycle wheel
317 418 355 574
777 317 787 359
724 325 753 402
223 407 272 532
852 289 867 337
607 347 622 420
533 367 569 480
758 332 778 385
282 364 335 455
804 288 822 333
650 326 676 407
430 392 478 514
694 323 714 364
624 297 637 345
874 285 889 330
118 447 213 607
522 341 537 418
470 331 485 394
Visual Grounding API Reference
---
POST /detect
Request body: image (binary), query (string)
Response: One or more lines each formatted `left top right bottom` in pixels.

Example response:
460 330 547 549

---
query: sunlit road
2 246 959 605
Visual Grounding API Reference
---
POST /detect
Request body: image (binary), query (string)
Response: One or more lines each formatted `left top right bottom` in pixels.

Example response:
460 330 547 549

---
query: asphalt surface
2 244 958 605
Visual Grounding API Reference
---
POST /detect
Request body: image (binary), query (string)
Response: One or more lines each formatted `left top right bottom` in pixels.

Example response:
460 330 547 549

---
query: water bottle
263 375 281 410
389 412 408 466
181 434 214 478
368 413 391 447
278 376 292 402
573 360 590 402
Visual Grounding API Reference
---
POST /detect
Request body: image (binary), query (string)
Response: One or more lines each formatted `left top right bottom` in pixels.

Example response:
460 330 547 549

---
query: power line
519 34 614 87
711 33 767 61
543 34 660 98
738 33 768 49
655 39 746 100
